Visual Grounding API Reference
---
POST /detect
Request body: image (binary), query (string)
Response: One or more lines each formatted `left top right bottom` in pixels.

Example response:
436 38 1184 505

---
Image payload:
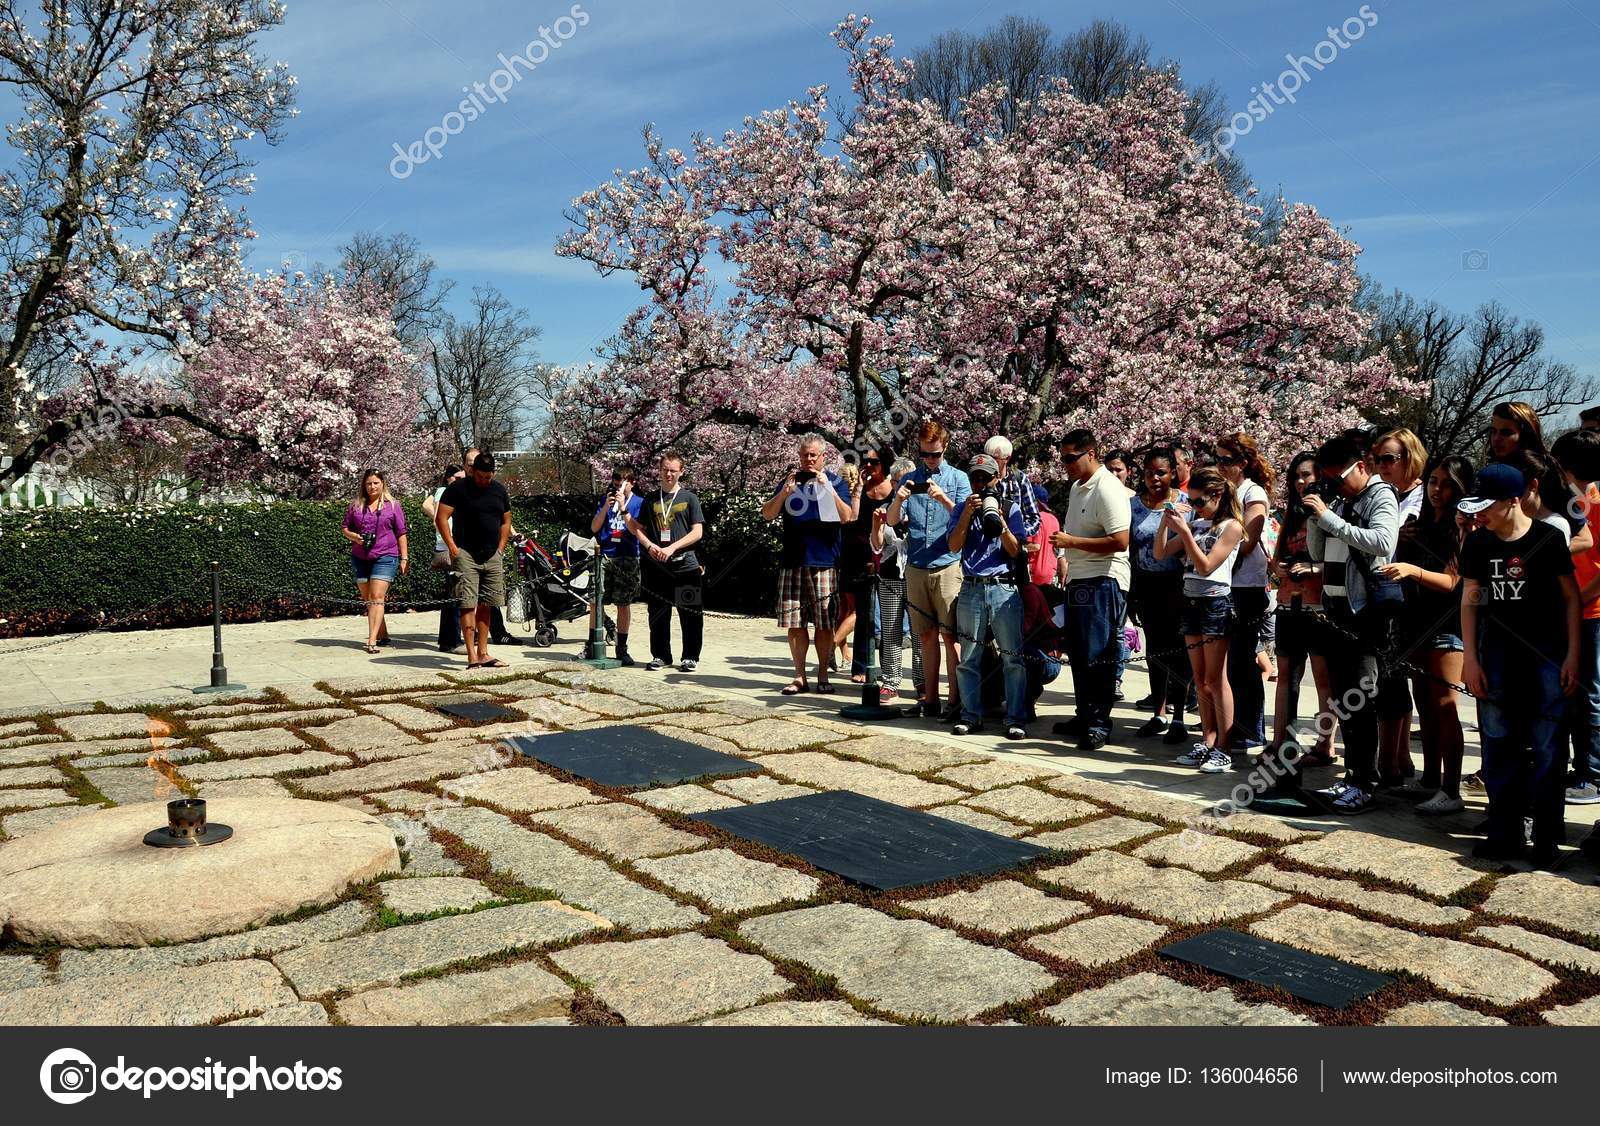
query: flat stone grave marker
693 790 1048 891
1160 927 1390 1010
508 727 758 789
436 700 523 725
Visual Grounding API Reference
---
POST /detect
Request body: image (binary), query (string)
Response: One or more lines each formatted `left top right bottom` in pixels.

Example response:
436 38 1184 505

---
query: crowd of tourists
341 402 1600 866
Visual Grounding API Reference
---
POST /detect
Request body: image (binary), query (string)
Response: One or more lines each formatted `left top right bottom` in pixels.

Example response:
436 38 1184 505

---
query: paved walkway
1 643 1598 1025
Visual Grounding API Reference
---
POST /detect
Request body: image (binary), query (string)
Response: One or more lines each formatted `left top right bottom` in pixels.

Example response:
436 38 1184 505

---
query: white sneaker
1199 749 1233 774
1175 744 1209 767
1415 790 1465 815
1566 782 1600 805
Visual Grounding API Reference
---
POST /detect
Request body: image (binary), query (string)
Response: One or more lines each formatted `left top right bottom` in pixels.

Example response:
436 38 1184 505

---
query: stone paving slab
935 760 1060 790
273 684 341 707
337 961 572 1025
1482 872 1600 940
177 750 349 781
440 768 604 813
0 954 47 992
273 900 609 996
68 746 206 770
321 673 454 695
512 700 600 729
739 903 1057 1022
1042 851 1291 924
378 813 463 877
695 1000 891 1026
758 752 966 807
224 1001 332 1026
719 718 830 753
379 876 499 917
78 766 174 805
708 775 819 803
1280 832 1487 898
551 933 789 1025
1038 775 1321 843
1133 832 1262 874
183 701 281 719
0 959 297 1025
431 807 705 931
0 742 66 766
54 902 376 982
0 788 75 812
960 785 1097 826
198 778 295 801
558 692 661 718
1381 1001 1506 1027
294 743 508 796
54 712 154 740
901 881 1091 936
633 784 743 815
1242 865 1473 927
31 737 167 762
646 711 751 731
0 734 61 754
532 802 708 860
593 676 727 709
634 848 820 913
0 764 68 787
827 734 986 773
1471 924 1600 974
926 804 1031 837
1026 815 1166 852
1044 972 1312 1027
363 703 460 733
313 715 427 760
205 728 311 757
1251 904 1558 1006
370 789 440 812
1542 996 1600 1026
186 708 356 734
0 721 39 739
1028 915 1169 968
2 804 95 838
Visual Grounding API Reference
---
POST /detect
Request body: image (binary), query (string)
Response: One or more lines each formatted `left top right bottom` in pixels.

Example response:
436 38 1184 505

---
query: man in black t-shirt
436 452 513 670
626 450 706 671
1459 462 1580 864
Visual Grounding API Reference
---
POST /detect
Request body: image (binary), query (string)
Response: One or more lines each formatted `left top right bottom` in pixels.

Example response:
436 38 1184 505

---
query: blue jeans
1228 585 1269 744
1479 642 1568 851
1571 619 1600 784
1063 576 1126 739
1027 649 1061 719
957 580 1026 727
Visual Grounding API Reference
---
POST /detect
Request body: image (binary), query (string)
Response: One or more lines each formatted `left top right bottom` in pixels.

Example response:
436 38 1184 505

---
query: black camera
977 487 1004 537
360 532 377 553
907 480 930 495
793 469 817 485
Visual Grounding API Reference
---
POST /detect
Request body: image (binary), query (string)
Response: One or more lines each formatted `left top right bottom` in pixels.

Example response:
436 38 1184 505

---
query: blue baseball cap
1457 463 1525 514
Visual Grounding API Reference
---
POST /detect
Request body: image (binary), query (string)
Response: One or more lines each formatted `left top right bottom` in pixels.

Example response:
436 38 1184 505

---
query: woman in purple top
342 469 410 654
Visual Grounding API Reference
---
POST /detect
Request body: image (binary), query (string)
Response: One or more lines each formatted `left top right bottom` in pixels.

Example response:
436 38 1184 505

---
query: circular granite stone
0 798 400 947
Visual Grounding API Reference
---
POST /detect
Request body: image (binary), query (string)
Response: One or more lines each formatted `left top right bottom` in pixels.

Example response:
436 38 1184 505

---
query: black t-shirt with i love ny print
1460 520 1573 661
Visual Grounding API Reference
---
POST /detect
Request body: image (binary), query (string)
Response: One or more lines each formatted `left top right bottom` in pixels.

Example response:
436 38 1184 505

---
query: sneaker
1462 771 1485 791
1006 724 1027 739
879 686 898 704
1566 782 1600 805
1415 791 1465 815
1078 731 1108 751
1175 744 1210 767
1052 717 1088 737
679 659 698 673
1113 687 1125 701
1133 694 1158 710
1200 748 1233 774
618 651 636 668
1162 720 1190 745
1135 716 1168 738
952 721 983 736
646 658 667 671
1329 783 1375 815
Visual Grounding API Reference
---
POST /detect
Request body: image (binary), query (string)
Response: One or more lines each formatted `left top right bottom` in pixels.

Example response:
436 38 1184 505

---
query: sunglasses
1214 453 1243 466
919 449 944 460
1372 453 1404 466
1060 450 1089 464
861 457 881 466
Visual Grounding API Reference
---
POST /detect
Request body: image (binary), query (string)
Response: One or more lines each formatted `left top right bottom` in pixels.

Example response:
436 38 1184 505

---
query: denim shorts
1180 594 1233 639
352 554 400 582
1432 632 1464 653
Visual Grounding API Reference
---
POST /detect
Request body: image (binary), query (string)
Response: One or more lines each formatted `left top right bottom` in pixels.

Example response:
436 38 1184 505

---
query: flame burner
143 798 233 848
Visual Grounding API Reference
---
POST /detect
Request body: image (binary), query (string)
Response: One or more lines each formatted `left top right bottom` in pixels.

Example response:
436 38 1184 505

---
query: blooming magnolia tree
0 0 297 488
186 274 429 499
552 16 1411 475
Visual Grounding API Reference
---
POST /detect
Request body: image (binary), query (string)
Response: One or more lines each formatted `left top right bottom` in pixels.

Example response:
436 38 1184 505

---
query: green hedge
0 491 780 636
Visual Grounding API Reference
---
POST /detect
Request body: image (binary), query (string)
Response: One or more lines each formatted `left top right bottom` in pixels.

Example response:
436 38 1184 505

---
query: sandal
850 674 868 685
814 681 837 695
781 679 809 696
364 643 380 654
479 658 510 669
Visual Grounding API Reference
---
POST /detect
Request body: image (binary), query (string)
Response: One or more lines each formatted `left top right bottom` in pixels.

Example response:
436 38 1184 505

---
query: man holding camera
1049 429 1131 749
761 433 859 694
590 465 644 666
627 451 705 671
948 453 1030 738
885 420 973 721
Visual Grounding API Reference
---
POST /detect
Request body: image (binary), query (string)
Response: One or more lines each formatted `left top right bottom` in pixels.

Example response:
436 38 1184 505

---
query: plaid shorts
777 566 839 631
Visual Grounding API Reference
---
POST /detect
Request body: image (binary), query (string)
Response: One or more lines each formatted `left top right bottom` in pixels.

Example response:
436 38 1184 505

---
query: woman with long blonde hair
342 468 410 654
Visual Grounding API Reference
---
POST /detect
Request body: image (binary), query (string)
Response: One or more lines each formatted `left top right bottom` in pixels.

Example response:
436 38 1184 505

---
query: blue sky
245 0 1600 393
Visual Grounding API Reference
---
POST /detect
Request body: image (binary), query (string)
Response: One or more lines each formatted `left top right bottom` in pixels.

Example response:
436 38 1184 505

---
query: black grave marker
1159 928 1390 1009
436 699 521 725
692 789 1048 891
508 726 758 788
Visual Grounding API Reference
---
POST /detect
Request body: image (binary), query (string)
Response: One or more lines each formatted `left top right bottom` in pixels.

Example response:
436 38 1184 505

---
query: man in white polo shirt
1049 428 1132 749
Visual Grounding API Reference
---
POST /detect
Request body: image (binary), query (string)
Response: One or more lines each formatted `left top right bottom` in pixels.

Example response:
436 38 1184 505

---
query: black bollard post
583 540 621 669
193 560 246 694
840 571 900 720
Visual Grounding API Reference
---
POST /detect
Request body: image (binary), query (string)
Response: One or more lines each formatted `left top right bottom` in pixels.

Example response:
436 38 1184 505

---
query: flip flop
364 644 380 654
781 679 808 696
814 682 837 695
479 658 510 669
465 662 483 670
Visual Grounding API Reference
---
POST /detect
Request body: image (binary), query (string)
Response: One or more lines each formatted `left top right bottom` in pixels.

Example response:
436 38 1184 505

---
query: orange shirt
1576 483 1600 619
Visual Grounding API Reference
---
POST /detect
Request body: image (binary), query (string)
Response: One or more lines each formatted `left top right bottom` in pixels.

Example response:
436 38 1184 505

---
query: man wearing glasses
1304 432 1401 814
1048 429 1131 749
885 420 972 721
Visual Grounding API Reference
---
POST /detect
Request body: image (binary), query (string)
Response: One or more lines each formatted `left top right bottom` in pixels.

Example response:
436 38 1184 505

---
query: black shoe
1052 717 1088 737
1078 731 1109 751
1113 687 1125 701
1471 840 1526 862
1135 716 1167 738
646 658 667 671
952 721 984 736
939 702 962 724
904 700 928 719
1162 720 1190 745
1529 844 1561 870
1133 694 1158 710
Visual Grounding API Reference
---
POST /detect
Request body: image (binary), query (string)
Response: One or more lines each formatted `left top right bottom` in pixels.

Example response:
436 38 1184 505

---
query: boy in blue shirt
948 453 1028 738
589 465 644 665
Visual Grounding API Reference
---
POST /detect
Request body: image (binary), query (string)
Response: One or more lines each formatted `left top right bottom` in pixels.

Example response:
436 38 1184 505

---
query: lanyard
657 488 681 540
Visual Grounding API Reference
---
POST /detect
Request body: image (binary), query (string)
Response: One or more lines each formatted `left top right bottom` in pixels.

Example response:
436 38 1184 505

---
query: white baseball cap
984 435 1013 459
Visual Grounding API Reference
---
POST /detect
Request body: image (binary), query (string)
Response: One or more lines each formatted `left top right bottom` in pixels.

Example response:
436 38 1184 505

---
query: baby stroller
504 531 614 648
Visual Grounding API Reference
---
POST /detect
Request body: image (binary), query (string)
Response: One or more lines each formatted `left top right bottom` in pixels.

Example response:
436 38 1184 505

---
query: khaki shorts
456 552 505 608
905 562 961 636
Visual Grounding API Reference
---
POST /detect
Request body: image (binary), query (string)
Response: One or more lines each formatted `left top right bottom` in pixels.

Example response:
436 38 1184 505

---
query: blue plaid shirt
992 467 1041 539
